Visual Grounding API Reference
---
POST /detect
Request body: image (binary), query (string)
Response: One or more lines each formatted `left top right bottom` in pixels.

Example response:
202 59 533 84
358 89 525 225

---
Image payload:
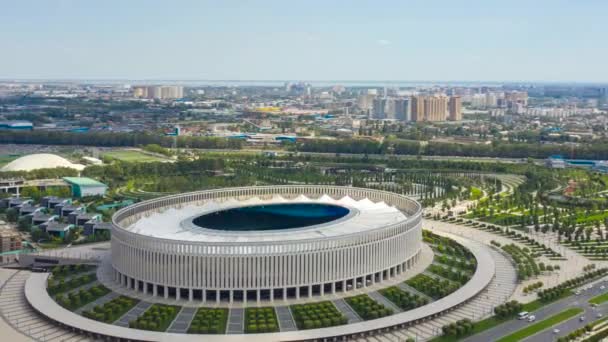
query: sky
1 0 607 82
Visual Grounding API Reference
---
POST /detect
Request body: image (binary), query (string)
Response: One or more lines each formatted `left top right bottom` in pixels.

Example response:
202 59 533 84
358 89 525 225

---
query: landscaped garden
379 286 429 310
187 307 229 334
47 273 98 296
244 307 279 333
405 274 460 300
345 294 393 320
55 284 111 310
290 301 348 329
83 296 139 323
51 264 96 277
129 304 180 332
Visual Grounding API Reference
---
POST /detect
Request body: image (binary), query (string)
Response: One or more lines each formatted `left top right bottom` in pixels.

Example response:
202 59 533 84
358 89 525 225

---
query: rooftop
62 177 107 187
127 194 406 243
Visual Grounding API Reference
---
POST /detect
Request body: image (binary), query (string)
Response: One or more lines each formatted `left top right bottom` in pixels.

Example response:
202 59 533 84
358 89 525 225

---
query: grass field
496 308 583 342
589 292 608 305
102 150 167 163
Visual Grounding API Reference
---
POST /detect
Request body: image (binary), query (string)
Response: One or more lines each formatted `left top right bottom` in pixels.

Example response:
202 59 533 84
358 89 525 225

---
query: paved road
465 278 608 342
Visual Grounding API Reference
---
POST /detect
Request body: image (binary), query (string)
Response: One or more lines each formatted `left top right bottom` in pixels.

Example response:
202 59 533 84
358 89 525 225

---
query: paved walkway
75 291 120 314
368 291 402 313
397 283 433 301
275 306 297 332
167 307 197 333
226 308 244 334
0 270 93 342
114 300 152 327
332 298 362 323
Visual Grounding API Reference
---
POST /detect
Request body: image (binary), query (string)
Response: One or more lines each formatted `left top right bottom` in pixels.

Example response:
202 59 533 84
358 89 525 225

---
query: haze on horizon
1 0 607 82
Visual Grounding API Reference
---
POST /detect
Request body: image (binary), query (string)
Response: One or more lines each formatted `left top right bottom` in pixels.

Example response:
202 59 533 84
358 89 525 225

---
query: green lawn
102 150 167 163
589 292 608 305
496 308 583 342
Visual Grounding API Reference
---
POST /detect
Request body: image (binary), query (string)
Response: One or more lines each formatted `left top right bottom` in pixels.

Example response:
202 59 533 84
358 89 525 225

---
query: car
553 329 560 334
597 313 603 318
527 315 536 322
580 316 586 322
601 285 606 290
575 290 581 295
518 312 529 320
592 303 599 308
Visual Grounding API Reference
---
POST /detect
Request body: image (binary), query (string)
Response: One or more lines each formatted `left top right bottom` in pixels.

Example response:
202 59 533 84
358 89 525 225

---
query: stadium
110 185 423 303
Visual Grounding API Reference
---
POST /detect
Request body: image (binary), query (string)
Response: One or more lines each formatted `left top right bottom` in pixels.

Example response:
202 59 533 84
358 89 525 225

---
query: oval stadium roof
1 153 85 172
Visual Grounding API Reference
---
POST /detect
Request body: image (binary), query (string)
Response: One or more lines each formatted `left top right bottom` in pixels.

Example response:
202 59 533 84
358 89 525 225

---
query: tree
5 208 18 222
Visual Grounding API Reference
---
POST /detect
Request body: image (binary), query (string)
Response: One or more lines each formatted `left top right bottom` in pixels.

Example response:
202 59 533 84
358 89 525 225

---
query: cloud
377 39 392 46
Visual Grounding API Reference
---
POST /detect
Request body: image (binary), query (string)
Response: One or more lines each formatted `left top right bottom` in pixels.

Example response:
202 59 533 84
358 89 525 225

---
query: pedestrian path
368 291 402 313
0 270 94 342
275 305 297 332
75 291 120 314
333 298 362 323
167 306 197 333
114 300 152 327
226 308 244 334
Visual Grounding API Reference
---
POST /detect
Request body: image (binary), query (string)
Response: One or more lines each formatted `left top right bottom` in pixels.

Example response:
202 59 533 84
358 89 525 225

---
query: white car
580 316 586 322
601 285 606 290
553 329 560 334
527 315 536 322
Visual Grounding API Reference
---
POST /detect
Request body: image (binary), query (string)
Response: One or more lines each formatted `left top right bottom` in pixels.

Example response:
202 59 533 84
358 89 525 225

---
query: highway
465 278 608 342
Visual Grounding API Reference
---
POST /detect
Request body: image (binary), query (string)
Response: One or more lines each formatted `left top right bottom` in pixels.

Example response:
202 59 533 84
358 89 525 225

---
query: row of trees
0 130 243 150
494 300 523 318
294 137 608 160
538 268 608 302
441 318 474 337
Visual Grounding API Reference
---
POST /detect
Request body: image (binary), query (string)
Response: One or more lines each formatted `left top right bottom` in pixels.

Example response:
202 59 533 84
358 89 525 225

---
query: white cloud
377 39 392 46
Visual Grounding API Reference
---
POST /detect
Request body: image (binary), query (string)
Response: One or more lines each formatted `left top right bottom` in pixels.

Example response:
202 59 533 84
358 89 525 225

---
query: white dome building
1 153 85 172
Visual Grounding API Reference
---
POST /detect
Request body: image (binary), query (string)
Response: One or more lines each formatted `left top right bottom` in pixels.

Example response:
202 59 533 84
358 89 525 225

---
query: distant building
412 95 448 122
546 157 566 169
357 94 375 112
132 85 184 100
0 230 21 264
448 96 462 121
372 98 387 119
387 98 411 121
62 177 107 198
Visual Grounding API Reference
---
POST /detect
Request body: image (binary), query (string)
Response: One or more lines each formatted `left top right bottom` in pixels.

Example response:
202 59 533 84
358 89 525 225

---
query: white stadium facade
110 185 423 303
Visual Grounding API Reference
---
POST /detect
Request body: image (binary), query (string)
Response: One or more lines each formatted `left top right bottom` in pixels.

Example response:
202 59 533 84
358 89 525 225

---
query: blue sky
1 0 607 82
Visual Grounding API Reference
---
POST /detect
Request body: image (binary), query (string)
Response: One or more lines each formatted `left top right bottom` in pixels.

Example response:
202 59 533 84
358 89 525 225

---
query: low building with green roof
62 177 107 198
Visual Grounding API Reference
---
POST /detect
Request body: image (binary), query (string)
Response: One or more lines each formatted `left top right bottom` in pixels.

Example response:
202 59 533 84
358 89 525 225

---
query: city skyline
1 0 608 82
